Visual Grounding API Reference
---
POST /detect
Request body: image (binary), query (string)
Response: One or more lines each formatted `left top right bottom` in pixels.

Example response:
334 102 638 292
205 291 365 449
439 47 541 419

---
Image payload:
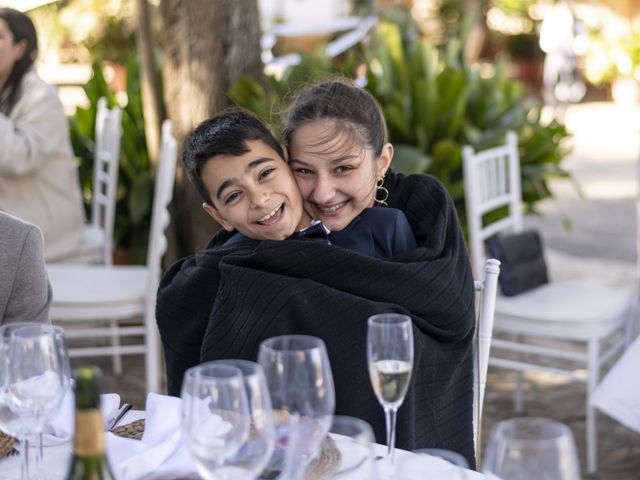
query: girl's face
288 119 393 232
0 19 25 89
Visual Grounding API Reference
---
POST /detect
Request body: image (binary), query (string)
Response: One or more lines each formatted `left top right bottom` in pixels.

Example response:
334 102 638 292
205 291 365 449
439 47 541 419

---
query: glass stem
36 432 44 475
18 438 30 480
385 407 398 464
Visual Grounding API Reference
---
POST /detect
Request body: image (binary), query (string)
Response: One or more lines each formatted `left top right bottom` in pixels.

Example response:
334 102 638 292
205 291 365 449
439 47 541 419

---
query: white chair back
472 258 501 459
463 131 521 277
91 97 123 265
143 119 178 391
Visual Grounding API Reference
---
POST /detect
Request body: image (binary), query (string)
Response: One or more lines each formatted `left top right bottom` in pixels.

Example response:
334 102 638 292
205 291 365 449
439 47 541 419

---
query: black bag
486 230 549 296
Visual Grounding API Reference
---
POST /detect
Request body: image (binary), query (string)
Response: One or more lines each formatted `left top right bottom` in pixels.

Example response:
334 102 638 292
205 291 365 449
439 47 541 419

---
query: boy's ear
202 202 235 232
376 142 394 177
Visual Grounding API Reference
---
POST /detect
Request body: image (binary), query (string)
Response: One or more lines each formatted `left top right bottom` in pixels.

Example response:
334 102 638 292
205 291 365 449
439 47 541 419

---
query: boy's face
201 140 308 241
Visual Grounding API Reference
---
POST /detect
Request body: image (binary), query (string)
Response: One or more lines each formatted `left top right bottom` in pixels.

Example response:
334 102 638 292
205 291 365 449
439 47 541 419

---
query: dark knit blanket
156 172 476 467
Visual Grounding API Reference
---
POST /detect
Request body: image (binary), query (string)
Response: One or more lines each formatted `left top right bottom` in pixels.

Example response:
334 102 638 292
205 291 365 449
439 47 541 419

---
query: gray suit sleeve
4 225 52 324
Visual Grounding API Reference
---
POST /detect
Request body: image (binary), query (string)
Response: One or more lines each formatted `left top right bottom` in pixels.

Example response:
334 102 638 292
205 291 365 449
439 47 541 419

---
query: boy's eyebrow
215 157 274 200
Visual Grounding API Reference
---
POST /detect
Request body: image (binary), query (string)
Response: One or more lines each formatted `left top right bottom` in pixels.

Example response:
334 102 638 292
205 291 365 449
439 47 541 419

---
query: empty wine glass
367 313 414 465
258 335 335 480
328 416 376 480
1 323 67 480
33 325 71 479
207 360 275 479
482 417 580 480
181 363 251 480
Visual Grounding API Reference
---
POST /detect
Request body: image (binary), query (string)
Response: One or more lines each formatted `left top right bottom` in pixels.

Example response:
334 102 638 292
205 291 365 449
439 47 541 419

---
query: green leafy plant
230 21 571 232
69 59 154 264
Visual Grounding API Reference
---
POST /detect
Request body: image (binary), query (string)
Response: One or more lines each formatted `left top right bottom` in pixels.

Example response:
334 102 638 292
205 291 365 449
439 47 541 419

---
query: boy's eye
224 191 241 204
259 167 275 180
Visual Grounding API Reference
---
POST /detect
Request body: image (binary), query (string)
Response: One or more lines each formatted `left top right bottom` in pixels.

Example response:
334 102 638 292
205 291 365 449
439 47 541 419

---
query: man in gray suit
0 211 51 324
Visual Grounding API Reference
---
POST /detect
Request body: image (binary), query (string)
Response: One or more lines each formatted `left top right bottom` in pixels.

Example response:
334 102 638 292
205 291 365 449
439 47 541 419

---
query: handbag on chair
486 230 549 296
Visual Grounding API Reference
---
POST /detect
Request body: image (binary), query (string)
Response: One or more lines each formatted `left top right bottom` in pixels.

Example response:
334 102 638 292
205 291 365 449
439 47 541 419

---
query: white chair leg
586 339 600 473
145 324 160 393
110 318 122 375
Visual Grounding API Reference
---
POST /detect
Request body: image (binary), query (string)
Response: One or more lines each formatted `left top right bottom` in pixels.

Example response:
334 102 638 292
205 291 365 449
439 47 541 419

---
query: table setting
1 318 585 479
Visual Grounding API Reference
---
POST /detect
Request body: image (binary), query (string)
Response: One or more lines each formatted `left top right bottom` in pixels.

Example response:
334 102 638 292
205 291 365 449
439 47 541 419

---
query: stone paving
90 101 640 479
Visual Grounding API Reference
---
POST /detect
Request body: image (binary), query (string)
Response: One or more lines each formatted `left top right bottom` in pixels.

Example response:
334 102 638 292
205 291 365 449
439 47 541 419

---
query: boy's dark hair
183 107 285 206
282 78 388 157
0 8 38 115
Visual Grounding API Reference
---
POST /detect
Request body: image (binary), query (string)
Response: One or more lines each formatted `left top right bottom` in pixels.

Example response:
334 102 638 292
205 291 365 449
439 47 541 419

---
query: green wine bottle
66 366 115 480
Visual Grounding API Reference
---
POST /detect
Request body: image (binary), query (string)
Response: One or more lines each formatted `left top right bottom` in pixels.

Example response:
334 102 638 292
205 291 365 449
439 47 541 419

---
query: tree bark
136 0 163 166
160 0 263 256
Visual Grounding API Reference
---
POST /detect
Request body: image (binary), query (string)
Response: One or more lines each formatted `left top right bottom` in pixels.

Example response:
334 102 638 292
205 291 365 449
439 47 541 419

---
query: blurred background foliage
230 19 570 231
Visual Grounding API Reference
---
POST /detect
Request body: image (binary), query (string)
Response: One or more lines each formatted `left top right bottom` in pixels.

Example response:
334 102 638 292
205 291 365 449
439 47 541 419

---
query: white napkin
591 335 640 433
106 393 198 480
42 389 121 446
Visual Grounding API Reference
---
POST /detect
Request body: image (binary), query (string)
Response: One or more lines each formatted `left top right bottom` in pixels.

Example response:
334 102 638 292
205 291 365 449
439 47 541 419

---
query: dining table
0 408 491 479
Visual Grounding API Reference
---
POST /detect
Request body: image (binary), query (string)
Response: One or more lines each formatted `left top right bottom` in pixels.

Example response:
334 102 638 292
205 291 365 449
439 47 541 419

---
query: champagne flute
482 417 580 480
181 363 251 480
258 335 335 480
207 360 275 479
367 313 414 465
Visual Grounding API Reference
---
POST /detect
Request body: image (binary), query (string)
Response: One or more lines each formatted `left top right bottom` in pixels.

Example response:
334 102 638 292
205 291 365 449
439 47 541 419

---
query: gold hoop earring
375 176 389 206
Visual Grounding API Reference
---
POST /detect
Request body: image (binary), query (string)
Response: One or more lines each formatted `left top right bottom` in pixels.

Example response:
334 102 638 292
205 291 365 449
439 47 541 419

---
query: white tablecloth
0 410 488 479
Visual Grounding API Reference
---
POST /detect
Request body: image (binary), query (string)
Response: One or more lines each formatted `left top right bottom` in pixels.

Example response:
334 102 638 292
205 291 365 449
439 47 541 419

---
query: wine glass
181 363 251 480
367 313 414 465
396 453 468 480
327 416 376 480
32 325 71 479
206 360 275 479
1 323 67 480
482 417 580 480
258 335 335 480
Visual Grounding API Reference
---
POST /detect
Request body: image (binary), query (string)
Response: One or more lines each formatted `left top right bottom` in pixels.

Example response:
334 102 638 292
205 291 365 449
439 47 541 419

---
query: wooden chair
463 131 633 472
47 120 177 393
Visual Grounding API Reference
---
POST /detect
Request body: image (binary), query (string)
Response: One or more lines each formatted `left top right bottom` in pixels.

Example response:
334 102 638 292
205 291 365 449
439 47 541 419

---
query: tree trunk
462 0 486 64
136 0 163 166
160 0 263 256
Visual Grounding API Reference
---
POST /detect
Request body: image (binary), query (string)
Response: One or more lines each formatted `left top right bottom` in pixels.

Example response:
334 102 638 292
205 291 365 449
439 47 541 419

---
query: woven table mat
111 418 145 440
0 431 16 459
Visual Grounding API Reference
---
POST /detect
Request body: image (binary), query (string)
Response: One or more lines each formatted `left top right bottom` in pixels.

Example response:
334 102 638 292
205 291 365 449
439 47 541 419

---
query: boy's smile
201 140 310 241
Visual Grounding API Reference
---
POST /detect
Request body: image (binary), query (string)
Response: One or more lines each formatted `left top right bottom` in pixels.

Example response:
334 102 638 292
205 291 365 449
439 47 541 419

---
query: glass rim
367 313 412 326
259 334 326 353
491 417 574 443
330 415 375 437
184 362 244 382
8 323 64 339
204 359 264 378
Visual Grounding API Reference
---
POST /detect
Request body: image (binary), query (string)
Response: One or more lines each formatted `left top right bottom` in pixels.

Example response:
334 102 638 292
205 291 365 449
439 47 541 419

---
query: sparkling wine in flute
369 359 412 408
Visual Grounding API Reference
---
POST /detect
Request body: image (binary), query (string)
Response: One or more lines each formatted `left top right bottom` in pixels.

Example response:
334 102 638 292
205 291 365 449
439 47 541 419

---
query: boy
182 107 417 256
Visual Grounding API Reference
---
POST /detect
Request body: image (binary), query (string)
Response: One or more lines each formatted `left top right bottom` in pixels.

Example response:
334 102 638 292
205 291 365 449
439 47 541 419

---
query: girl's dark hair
0 8 38 115
282 78 388 157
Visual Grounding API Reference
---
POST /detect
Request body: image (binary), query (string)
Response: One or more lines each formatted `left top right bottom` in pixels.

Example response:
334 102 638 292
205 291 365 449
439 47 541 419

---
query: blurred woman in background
0 7 84 262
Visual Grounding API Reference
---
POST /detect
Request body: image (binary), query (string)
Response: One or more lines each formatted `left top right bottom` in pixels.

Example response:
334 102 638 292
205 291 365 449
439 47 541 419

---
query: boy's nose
250 189 271 208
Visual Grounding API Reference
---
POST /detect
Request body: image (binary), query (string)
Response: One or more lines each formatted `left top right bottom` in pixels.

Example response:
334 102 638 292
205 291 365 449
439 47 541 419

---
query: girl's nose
311 174 335 204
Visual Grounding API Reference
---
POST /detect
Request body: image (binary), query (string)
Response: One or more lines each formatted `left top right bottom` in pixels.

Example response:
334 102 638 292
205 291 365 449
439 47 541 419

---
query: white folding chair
58 97 122 265
473 258 501 462
47 120 177 393
463 131 633 472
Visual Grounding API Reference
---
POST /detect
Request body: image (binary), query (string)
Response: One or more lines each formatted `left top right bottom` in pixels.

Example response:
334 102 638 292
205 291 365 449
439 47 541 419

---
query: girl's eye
259 167 275 180
335 165 353 174
224 191 241 204
293 168 314 175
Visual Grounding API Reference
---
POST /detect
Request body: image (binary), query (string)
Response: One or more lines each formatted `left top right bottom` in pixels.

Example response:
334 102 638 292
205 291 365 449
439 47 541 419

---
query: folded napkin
42 388 121 446
106 393 199 480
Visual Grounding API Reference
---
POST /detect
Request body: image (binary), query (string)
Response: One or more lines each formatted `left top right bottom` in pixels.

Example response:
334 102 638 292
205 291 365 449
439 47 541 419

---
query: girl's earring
375 176 389 206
